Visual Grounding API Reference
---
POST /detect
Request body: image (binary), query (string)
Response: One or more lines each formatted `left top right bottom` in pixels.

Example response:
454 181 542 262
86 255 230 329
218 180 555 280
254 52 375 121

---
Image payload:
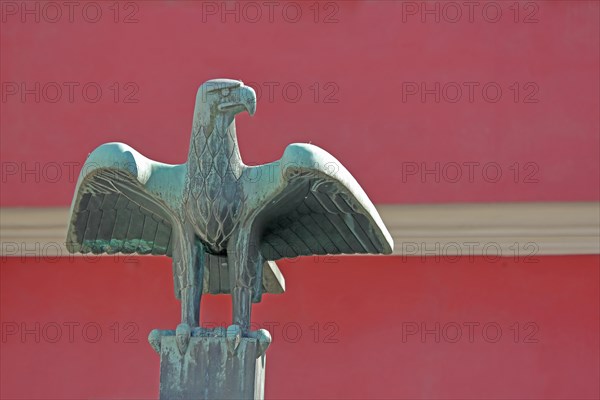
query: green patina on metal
65 78 393 398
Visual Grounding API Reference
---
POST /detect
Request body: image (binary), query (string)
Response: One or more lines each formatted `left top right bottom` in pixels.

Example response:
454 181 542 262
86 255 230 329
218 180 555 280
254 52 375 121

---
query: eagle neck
188 113 243 181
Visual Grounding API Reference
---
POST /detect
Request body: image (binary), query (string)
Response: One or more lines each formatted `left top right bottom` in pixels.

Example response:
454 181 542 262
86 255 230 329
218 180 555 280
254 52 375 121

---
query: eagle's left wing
246 144 393 260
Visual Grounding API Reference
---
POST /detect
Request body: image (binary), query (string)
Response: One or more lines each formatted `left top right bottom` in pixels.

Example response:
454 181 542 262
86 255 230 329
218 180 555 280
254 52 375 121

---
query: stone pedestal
159 336 266 400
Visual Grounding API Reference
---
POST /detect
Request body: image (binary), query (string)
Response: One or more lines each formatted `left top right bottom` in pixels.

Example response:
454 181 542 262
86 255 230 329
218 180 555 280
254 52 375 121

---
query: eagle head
194 79 256 126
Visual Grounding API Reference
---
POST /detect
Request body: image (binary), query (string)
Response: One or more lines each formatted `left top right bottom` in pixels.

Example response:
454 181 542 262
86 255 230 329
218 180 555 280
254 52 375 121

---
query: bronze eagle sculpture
66 79 393 356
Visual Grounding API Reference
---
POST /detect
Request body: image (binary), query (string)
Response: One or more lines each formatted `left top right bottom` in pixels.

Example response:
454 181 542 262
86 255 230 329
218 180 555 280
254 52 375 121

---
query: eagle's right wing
66 142 186 256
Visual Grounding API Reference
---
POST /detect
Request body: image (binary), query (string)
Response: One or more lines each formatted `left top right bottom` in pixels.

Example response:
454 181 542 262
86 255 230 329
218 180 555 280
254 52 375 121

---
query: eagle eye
221 88 230 97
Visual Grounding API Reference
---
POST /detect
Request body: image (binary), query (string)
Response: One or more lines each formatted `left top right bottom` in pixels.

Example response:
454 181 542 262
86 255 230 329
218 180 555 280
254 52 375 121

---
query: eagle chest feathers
186 123 246 253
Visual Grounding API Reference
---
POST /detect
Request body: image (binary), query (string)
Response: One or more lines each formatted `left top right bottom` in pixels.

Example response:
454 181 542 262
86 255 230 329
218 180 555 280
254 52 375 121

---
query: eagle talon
148 329 162 353
248 329 272 358
148 328 176 354
226 324 242 355
175 323 192 355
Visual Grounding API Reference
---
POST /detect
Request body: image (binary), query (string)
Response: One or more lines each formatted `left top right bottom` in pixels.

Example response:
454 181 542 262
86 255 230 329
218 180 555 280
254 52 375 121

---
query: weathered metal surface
66 77 392 337
65 78 393 398
159 336 266 400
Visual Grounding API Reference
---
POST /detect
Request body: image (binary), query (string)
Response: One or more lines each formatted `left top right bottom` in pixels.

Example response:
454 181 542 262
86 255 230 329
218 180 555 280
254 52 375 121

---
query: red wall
2 255 599 399
1 1 598 206
1 1 599 399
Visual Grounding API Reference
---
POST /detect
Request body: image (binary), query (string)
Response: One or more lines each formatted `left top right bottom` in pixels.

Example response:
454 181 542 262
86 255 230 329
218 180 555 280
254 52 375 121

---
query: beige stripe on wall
1 203 599 257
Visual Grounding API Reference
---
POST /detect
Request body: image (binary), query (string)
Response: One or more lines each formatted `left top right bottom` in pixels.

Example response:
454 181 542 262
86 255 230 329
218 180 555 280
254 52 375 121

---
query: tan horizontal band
1 203 598 257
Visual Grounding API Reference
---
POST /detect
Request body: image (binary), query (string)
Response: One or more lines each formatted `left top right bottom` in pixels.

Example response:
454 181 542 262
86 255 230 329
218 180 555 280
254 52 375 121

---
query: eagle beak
239 85 256 116
217 85 256 116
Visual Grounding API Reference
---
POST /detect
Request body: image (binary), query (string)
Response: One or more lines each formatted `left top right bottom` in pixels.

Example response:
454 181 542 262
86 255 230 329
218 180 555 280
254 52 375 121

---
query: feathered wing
66 142 186 256
246 144 394 260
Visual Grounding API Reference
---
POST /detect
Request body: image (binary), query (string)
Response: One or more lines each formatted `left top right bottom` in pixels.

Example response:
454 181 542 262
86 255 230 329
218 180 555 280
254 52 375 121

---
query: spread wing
66 142 186 256
248 144 394 260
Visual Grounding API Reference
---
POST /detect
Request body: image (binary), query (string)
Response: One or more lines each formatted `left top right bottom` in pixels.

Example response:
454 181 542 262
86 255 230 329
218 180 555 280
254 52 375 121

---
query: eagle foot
148 325 271 358
148 325 228 354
